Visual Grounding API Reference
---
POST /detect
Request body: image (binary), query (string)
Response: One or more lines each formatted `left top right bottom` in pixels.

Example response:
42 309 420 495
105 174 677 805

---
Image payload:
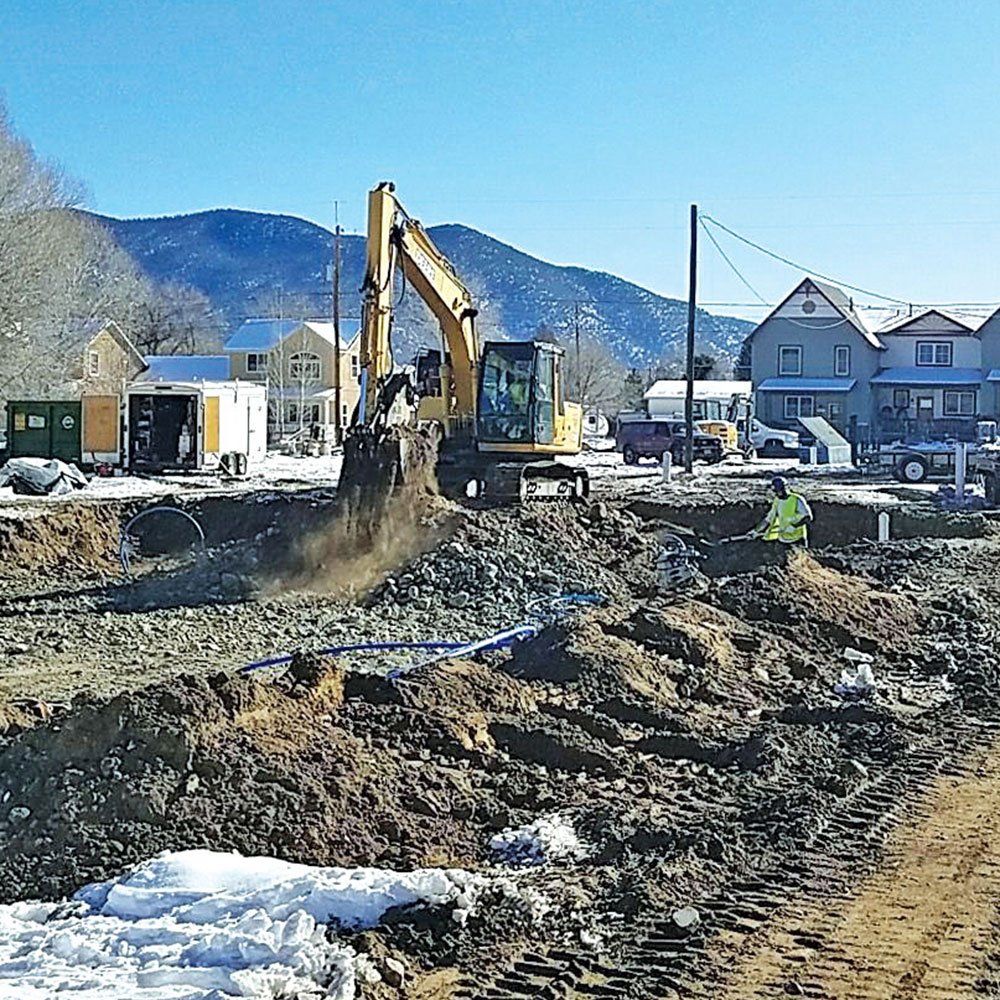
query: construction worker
751 476 813 546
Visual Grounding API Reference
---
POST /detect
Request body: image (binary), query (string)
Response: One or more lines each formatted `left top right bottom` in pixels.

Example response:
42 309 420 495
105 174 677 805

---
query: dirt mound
0 504 122 577
712 548 921 652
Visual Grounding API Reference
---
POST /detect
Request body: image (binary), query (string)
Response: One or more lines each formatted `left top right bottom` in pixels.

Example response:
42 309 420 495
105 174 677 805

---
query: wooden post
332 205 343 446
684 204 697 473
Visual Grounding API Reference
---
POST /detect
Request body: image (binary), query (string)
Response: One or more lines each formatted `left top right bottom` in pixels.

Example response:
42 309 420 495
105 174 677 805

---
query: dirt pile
369 501 661 613
0 504 123 577
711 548 921 652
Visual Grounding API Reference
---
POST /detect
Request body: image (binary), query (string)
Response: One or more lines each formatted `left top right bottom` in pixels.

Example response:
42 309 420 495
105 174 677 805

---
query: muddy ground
2 472 1000 998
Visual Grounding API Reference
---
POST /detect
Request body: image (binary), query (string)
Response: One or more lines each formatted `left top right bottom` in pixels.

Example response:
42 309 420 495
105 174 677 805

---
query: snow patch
0 849 485 999
489 814 587 866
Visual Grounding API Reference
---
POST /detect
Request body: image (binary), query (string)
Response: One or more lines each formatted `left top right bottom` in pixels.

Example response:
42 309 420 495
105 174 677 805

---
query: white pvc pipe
878 511 890 542
955 441 967 501
661 450 672 483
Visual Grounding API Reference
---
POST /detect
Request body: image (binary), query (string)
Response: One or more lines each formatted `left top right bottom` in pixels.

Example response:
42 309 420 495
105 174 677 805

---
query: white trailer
123 381 266 473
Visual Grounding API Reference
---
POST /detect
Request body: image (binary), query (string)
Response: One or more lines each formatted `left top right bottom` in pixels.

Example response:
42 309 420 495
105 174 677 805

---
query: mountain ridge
83 207 754 370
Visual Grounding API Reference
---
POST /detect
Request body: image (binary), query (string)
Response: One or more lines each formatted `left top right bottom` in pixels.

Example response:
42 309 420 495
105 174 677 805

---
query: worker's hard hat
771 476 789 492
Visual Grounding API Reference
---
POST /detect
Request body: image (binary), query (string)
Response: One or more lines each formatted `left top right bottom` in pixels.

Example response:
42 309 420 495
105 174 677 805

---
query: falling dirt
281 423 453 597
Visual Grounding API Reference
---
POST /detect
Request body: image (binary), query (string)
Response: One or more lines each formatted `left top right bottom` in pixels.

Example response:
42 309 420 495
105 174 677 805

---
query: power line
699 219 769 306
700 214 910 305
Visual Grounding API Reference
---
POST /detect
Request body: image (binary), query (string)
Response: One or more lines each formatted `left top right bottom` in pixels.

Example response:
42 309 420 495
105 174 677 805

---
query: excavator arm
357 181 478 435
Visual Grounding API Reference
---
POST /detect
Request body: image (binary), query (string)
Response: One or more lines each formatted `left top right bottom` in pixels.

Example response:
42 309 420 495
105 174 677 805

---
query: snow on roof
139 356 230 382
873 308 981 335
224 319 301 351
756 278 884 350
644 379 752 400
224 319 360 352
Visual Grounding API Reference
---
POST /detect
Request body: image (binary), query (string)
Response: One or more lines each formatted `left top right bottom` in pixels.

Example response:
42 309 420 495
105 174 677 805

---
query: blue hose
239 593 603 676
241 639 467 674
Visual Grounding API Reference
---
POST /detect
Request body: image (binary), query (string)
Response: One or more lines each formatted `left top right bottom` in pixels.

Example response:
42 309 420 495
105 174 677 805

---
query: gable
751 277 883 349
880 310 976 337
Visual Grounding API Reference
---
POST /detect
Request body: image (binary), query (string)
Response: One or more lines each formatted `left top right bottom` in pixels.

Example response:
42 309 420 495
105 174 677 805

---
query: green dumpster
6 401 82 464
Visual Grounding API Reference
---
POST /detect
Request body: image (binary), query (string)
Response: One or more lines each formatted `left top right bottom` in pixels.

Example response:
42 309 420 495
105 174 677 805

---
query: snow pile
0 849 485 999
835 662 877 699
489 814 587 866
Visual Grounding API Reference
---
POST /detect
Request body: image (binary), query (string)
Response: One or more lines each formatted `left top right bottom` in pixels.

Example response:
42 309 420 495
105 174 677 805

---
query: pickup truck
747 418 800 457
616 418 724 466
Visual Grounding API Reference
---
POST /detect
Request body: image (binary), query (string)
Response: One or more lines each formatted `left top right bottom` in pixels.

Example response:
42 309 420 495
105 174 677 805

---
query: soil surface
2 470 1000 998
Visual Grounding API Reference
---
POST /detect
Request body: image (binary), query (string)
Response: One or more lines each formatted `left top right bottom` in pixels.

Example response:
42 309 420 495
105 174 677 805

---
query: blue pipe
239 593 603 676
241 639 467 675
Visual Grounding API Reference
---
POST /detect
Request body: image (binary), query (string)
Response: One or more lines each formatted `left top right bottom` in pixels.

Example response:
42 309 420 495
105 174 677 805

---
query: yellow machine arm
358 181 478 433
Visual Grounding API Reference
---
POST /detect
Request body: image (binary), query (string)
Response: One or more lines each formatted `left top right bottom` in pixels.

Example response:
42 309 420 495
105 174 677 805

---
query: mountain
84 208 753 371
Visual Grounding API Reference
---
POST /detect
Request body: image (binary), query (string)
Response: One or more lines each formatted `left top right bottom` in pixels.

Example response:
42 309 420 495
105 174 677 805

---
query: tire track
715 738 1000 1000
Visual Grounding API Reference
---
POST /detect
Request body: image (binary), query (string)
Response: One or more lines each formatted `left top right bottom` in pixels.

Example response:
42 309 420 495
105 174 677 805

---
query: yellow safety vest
764 493 808 544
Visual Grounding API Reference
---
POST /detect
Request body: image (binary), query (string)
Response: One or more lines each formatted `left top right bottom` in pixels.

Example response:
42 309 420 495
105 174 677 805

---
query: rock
447 592 471 609
784 983 804 996
8 806 30 823
843 647 873 664
788 658 817 680
380 956 406 989
184 773 201 795
670 905 701 935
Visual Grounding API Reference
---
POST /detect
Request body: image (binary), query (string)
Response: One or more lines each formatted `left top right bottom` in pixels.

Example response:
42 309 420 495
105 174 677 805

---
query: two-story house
869 310 983 441
747 277 883 434
224 318 361 440
976 307 1000 418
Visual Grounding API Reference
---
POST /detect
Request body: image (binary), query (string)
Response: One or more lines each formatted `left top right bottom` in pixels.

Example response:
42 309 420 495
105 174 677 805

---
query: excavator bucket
336 423 441 541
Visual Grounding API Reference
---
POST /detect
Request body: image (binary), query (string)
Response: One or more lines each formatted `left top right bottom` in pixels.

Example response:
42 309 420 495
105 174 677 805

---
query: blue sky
2 0 1000 325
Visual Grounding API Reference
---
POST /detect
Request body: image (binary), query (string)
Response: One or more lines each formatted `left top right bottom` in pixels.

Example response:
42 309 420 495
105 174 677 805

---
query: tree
0 101 222 400
693 353 717 379
561 333 634 416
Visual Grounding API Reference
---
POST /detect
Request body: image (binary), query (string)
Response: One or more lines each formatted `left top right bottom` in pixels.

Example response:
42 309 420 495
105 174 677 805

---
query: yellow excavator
340 182 589 505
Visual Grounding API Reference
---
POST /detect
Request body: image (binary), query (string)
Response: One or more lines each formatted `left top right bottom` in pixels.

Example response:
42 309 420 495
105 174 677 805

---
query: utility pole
573 301 581 400
684 204 698 473
332 201 343 446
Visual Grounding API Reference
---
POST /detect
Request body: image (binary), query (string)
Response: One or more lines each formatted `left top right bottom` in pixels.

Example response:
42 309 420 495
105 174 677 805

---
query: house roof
224 318 360 352
874 308 980 336
753 278 884 349
869 366 982 386
644 379 752 401
756 377 857 393
138 355 231 382
224 319 301 351
82 318 146 368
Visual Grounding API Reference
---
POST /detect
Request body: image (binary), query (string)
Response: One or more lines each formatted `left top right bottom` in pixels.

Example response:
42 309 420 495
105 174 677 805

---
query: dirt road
715 738 1000 1000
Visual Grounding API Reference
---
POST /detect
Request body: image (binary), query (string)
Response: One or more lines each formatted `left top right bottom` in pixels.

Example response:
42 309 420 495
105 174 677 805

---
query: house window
350 354 360 379
778 345 802 376
289 352 321 381
943 390 975 417
286 402 322 424
893 389 910 410
834 345 851 377
784 395 814 419
247 353 268 373
341 403 350 424
916 341 952 367
88 351 100 377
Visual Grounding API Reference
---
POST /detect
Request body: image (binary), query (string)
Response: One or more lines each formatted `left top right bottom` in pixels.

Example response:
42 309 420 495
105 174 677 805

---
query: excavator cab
477 341 564 449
